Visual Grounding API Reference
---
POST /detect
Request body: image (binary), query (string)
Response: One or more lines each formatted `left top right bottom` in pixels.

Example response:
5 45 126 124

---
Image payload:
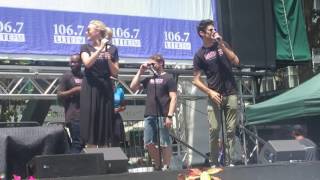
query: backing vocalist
130 54 177 171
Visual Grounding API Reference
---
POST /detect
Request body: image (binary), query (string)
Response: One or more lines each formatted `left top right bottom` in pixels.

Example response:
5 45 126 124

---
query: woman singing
80 20 119 148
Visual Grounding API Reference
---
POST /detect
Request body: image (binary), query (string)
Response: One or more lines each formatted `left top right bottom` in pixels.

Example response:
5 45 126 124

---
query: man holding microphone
130 54 177 171
192 19 240 166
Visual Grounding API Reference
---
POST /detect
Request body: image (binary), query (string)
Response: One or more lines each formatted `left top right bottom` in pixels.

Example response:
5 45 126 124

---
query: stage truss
0 64 275 165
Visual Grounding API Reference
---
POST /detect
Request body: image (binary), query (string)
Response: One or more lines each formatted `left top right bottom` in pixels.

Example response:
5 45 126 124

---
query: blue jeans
144 116 171 147
112 113 125 147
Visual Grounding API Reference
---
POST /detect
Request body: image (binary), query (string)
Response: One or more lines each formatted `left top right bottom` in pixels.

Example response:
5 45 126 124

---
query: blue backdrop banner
0 7 204 60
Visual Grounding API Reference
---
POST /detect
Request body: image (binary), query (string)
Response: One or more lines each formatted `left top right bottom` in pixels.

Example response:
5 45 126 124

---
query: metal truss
235 69 277 164
0 65 264 100
0 65 147 100
0 71 60 100
0 64 275 165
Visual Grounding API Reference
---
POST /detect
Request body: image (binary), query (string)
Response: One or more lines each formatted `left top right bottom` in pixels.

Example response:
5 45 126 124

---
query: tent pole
280 0 295 60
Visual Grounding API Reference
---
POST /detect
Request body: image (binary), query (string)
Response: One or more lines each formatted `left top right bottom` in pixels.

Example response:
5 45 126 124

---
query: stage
43 161 320 180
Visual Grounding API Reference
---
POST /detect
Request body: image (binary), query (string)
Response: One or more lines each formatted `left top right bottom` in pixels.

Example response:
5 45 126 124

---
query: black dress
80 44 119 146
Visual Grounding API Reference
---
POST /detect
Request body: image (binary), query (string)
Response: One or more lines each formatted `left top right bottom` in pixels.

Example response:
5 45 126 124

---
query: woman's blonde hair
105 27 113 39
89 20 107 38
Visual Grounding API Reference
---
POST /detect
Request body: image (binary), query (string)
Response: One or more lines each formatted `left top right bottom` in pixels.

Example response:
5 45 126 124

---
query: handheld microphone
103 38 112 50
215 36 222 42
148 64 158 77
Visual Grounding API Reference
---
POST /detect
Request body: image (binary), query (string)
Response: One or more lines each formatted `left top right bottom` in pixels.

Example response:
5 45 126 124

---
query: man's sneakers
161 165 169 171
153 165 170 171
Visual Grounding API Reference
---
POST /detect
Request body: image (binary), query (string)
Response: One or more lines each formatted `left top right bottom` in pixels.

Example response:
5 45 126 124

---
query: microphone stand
219 103 227 166
150 68 163 170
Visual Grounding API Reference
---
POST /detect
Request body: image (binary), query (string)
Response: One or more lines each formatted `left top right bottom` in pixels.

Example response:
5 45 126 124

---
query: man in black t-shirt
58 54 83 153
130 54 177 171
291 125 318 161
193 19 240 166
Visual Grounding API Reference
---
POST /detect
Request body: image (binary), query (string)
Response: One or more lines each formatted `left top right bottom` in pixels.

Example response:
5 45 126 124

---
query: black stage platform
47 161 320 180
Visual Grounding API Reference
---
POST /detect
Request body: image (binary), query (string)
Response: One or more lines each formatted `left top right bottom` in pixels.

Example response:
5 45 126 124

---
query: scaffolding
0 64 276 166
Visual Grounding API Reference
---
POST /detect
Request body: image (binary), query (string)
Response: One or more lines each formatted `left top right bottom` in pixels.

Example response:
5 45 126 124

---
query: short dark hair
70 53 81 62
71 53 80 59
197 19 214 38
150 54 165 67
292 125 306 136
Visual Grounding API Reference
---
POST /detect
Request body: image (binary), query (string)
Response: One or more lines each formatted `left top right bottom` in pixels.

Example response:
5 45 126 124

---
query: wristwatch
167 115 173 119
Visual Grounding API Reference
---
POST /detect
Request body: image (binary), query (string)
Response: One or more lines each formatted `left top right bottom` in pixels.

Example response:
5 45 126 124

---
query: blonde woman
80 20 119 147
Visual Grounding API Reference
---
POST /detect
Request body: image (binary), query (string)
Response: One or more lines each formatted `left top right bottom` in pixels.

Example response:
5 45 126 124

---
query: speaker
216 0 275 68
27 153 105 178
258 140 309 163
21 100 51 124
84 147 128 174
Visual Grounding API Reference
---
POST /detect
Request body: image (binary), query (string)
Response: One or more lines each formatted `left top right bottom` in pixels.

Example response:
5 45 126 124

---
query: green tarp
245 73 320 125
274 0 311 61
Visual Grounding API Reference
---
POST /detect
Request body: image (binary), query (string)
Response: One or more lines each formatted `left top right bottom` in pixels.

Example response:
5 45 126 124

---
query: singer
80 20 119 148
192 19 240 166
130 54 177 171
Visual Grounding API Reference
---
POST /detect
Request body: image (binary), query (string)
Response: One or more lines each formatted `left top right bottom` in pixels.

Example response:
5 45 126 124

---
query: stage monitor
258 140 317 164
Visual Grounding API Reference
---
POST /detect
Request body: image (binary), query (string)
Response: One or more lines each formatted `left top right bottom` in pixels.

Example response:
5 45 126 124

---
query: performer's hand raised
139 63 148 73
100 38 109 49
213 32 223 44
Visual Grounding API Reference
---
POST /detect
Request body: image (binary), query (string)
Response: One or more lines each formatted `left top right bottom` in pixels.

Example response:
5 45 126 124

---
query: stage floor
46 161 320 180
